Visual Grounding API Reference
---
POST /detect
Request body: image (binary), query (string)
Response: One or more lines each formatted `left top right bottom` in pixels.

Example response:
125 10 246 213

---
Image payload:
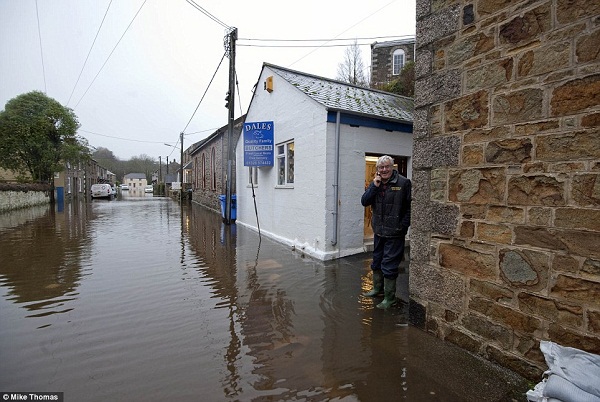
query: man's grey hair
376 155 394 167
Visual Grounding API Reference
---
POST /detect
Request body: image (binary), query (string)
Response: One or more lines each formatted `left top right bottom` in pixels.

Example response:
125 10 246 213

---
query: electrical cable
239 42 405 48
250 170 261 239
180 51 227 134
238 34 414 43
184 127 220 136
235 71 243 117
184 0 230 29
163 138 180 159
80 129 172 143
34 0 47 93
73 0 147 109
67 0 113 107
290 0 397 67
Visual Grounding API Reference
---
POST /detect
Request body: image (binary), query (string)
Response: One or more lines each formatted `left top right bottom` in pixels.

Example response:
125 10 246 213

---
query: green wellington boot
363 270 384 297
376 278 397 309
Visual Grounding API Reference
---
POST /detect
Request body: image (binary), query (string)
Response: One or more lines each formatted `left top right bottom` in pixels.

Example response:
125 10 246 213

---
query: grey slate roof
371 37 415 49
124 173 146 179
265 63 413 123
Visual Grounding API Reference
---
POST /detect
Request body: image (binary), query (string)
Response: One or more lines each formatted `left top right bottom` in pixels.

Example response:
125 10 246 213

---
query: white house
235 63 413 260
123 173 147 195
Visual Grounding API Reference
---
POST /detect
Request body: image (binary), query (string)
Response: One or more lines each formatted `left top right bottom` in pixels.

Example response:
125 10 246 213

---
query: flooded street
0 195 529 401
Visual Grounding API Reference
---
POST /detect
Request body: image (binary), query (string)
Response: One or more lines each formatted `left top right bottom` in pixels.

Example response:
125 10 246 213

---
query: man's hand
373 173 381 187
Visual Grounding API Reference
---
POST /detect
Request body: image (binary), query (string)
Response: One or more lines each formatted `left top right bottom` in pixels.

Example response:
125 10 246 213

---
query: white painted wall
237 66 413 260
332 124 413 259
236 66 329 258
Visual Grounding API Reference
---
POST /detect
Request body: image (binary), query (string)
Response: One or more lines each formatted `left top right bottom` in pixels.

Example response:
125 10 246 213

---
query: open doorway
363 154 408 241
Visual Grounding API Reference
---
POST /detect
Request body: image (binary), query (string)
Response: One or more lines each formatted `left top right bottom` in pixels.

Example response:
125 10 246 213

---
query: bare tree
337 40 369 87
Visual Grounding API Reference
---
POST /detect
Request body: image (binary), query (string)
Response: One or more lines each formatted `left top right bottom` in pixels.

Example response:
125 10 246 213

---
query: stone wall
191 119 243 214
0 184 51 213
371 39 416 88
412 0 600 380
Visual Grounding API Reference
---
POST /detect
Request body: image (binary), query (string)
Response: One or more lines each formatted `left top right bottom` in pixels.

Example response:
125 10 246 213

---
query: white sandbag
526 378 563 402
540 341 600 398
527 341 600 402
543 374 600 402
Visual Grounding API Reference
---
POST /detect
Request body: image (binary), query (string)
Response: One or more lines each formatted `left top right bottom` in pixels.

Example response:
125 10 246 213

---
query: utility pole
180 131 184 206
224 27 237 225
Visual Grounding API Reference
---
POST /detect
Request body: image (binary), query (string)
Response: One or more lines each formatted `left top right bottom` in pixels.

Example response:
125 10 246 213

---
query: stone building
370 37 415 88
411 0 599 380
190 116 245 214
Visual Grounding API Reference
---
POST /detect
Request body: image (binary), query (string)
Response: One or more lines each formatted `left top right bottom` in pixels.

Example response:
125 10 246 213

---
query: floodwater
0 194 530 401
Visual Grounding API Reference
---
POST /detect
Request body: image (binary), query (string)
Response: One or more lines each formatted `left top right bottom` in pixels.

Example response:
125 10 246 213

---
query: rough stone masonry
411 0 600 380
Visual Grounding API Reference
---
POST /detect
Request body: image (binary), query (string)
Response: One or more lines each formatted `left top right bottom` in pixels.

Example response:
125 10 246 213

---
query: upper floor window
277 140 294 186
393 49 405 75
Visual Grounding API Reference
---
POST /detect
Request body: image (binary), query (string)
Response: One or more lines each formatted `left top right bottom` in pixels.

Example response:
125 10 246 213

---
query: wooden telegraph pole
224 27 237 225
180 131 184 206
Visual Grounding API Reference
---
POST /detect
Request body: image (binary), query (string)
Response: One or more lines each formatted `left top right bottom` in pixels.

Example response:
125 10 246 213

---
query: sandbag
526 341 600 402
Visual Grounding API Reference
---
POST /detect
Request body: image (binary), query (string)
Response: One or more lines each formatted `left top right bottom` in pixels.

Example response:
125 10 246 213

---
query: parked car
120 184 129 190
145 185 153 193
91 183 113 199
111 186 117 196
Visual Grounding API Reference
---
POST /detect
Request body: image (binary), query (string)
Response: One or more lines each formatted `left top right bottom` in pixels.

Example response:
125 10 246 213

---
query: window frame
392 49 405 75
276 140 294 187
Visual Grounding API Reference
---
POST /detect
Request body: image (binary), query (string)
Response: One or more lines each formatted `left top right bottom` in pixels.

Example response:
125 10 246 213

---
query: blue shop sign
243 121 274 166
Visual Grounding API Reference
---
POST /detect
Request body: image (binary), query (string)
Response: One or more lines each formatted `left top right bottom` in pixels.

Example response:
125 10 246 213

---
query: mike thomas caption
2 393 63 401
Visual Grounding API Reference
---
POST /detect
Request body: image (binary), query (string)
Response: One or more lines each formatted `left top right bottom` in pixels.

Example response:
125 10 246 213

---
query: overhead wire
34 0 47 93
238 41 409 48
289 0 398 67
235 71 243 116
238 34 413 43
73 0 147 110
165 138 180 158
179 0 233 136
184 0 230 29
80 129 174 144
185 127 221 136
180 51 228 134
76 2 405 159
67 0 114 107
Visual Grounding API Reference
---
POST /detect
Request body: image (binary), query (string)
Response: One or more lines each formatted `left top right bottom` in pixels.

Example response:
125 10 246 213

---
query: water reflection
0 201 92 324
183 205 412 400
0 199 529 401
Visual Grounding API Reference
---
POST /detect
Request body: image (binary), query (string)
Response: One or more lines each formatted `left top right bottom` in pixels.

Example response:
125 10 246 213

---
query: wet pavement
0 195 531 401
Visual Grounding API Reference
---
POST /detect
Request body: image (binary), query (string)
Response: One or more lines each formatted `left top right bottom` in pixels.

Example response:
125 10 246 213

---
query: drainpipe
331 111 341 246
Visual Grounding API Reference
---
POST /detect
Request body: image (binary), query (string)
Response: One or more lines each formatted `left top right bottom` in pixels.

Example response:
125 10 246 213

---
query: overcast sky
1 0 416 161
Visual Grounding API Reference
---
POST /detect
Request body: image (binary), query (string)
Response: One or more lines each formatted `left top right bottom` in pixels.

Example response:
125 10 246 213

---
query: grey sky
0 0 416 161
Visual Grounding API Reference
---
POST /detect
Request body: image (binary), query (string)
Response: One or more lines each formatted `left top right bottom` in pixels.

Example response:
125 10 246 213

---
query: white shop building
235 63 413 260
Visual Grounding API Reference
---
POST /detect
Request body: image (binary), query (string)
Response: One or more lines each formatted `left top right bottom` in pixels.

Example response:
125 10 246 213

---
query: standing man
361 155 411 309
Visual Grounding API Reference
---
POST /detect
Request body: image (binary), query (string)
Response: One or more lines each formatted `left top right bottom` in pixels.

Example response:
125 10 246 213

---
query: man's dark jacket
361 170 411 237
